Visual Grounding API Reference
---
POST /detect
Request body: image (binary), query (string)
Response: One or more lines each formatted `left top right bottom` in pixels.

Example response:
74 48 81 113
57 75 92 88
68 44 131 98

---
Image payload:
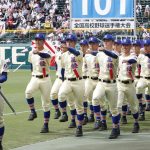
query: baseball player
117 38 140 133
58 34 85 137
79 39 89 125
92 34 120 139
25 33 52 133
132 40 147 121
136 39 150 119
0 59 8 150
50 38 77 128
84 37 99 125
50 38 65 120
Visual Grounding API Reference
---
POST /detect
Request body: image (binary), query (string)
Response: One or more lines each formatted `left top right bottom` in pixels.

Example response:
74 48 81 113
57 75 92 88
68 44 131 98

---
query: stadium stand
0 0 149 43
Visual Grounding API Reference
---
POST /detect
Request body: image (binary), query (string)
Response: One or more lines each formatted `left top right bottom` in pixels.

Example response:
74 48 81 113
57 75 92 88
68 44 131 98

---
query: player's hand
98 47 105 51
122 60 128 63
85 50 91 54
33 50 39 54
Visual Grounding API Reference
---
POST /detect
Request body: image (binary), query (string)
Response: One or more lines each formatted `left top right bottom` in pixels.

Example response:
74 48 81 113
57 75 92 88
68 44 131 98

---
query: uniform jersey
96 51 118 80
118 54 137 81
61 51 83 78
137 54 150 77
28 49 51 76
82 56 88 77
84 54 99 77
55 51 63 78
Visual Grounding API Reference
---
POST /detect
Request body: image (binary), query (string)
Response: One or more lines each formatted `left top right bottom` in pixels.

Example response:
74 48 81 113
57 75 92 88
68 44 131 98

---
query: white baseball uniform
25 48 52 112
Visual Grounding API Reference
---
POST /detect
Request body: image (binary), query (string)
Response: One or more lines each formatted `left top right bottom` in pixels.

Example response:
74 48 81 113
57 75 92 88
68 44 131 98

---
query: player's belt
135 76 140 79
141 76 150 80
83 76 88 79
99 79 116 83
32 74 49 78
118 80 134 84
90 77 98 80
66 77 82 81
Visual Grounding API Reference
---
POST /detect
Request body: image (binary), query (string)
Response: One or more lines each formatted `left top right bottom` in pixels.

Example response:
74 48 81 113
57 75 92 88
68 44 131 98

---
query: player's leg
39 78 52 133
58 80 72 122
0 96 4 150
73 80 85 137
67 93 77 128
50 78 62 119
126 84 139 133
107 84 120 139
25 77 39 121
92 82 105 130
136 79 147 120
145 87 150 111
84 79 95 122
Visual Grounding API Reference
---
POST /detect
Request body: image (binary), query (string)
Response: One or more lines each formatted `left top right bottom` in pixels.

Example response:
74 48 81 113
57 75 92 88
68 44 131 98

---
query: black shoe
94 120 101 130
139 114 145 121
88 114 95 122
99 122 107 131
0 141 3 150
145 104 150 111
75 127 83 137
83 115 88 125
109 128 118 139
28 112 37 121
121 116 127 124
132 123 140 133
54 110 61 119
68 121 76 128
59 113 68 122
40 126 49 133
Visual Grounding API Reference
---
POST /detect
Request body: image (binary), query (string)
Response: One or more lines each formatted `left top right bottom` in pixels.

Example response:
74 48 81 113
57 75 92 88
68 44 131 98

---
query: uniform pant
58 79 84 114
0 93 4 128
84 78 98 105
25 76 52 112
136 78 150 95
117 82 138 114
92 81 118 115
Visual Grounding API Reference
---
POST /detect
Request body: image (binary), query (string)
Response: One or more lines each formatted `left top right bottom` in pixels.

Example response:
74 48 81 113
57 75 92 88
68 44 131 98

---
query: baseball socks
26 97 37 121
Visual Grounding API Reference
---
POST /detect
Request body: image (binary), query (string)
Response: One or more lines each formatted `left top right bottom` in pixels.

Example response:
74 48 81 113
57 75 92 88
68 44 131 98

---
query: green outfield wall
0 43 32 69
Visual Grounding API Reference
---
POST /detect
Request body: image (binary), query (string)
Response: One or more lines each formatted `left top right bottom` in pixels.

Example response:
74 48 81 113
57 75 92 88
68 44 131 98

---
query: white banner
71 19 135 30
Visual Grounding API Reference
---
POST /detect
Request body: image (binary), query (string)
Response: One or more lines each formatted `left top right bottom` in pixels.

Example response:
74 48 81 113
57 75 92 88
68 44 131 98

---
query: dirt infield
11 131 150 150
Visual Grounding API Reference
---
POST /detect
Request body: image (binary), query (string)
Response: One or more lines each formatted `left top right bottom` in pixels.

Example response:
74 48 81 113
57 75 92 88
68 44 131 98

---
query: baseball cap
88 37 99 43
143 39 150 46
79 39 88 45
132 40 141 46
66 34 77 42
114 39 122 45
121 38 132 45
35 33 45 40
103 34 114 41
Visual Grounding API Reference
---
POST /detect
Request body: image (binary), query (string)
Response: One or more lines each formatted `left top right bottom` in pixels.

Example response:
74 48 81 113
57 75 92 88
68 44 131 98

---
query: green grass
2 70 150 150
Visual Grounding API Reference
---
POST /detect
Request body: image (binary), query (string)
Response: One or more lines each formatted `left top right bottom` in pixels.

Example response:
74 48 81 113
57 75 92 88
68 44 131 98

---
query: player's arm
38 52 51 58
0 72 7 83
145 53 150 58
68 47 80 56
103 50 118 59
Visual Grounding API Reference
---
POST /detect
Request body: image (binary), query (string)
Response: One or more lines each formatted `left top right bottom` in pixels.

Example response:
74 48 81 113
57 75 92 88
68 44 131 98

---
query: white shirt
28 49 51 76
61 50 83 78
118 54 137 80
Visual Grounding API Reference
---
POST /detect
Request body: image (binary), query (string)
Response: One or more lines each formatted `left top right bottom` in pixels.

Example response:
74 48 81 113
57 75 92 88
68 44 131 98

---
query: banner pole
134 0 137 37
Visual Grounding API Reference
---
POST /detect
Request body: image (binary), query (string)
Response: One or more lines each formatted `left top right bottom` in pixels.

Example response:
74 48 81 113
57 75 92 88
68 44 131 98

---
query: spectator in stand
144 4 150 18
136 3 142 17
